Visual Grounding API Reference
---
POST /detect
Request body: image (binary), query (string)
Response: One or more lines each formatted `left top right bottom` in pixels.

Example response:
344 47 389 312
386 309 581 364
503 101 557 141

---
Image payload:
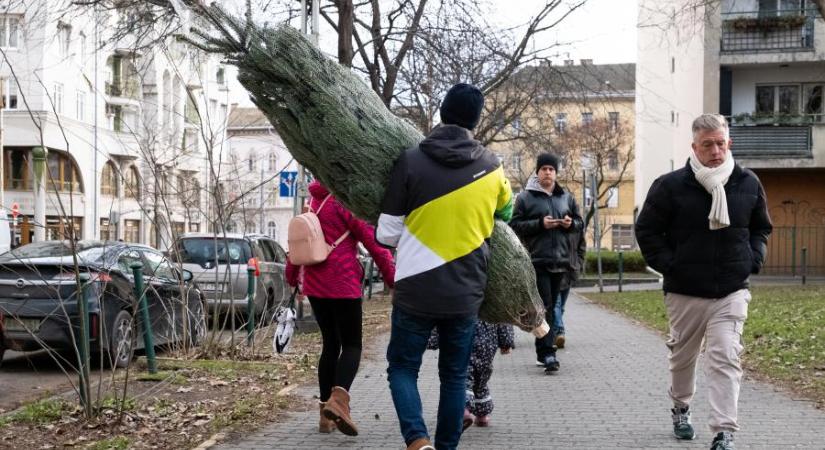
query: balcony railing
721 9 815 53
729 124 812 158
104 79 141 100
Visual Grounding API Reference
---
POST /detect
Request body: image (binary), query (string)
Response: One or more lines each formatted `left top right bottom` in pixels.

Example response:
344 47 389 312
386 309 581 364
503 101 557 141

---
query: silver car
169 233 289 320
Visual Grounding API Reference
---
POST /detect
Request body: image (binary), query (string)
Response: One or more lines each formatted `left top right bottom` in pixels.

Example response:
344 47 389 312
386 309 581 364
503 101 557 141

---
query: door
140 249 183 344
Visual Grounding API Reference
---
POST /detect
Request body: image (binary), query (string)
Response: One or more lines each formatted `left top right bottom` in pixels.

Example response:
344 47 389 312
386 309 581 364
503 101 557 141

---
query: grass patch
86 436 130 450
0 398 70 426
135 370 188 385
586 285 825 405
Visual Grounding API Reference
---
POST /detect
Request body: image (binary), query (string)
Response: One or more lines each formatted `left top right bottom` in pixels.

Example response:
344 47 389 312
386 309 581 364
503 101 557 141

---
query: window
756 84 803 115
611 224 635 251
511 116 522 133
607 187 619 208
189 223 200 232
607 151 620 171
510 154 522 171
4 148 29 190
141 250 177 280
172 222 185 239
191 179 201 208
124 220 140 243
267 221 277 238
0 16 20 49
76 90 85 120
257 240 276 262
248 155 256 171
57 23 71 59
53 83 64 113
101 161 118 196
177 176 187 203
124 166 140 200
107 103 123 131
45 151 82 192
581 112 593 127
216 68 226 85
758 0 806 16
268 153 277 171
100 218 115 241
804 84 823 117
117 250 142 273
555 113 567 133
608 112 619 131
3 80 18 110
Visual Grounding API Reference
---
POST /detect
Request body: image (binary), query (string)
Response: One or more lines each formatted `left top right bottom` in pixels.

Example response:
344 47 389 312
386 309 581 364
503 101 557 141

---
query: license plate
3 318 41 333
199 283 221 291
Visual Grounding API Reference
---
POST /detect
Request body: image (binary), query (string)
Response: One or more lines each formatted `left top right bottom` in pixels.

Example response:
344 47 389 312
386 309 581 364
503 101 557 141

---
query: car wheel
107 310 135 368
187 296 207 347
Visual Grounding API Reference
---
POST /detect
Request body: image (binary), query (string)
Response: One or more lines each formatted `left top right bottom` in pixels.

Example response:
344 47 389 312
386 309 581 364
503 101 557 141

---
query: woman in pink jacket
286 181 395 437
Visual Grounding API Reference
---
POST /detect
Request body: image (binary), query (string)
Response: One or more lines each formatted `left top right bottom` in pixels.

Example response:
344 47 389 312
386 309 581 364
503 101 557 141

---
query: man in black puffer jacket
509 152 582 374
635 114 772 450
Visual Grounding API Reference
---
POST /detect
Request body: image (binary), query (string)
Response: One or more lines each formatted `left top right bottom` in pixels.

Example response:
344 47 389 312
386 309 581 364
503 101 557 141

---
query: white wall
635 0 717 207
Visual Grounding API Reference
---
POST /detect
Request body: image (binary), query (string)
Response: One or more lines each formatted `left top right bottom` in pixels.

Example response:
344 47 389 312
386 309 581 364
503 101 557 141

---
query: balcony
729 124 812 158
721 9 815 53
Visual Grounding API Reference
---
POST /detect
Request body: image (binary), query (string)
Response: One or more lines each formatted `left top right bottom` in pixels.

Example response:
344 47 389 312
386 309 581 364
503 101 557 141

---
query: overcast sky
229 0 637 105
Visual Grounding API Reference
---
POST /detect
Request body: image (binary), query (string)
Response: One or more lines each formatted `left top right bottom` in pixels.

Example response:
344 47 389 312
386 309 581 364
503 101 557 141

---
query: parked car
0 210 10 254
168 233 289 320
0 240 205 368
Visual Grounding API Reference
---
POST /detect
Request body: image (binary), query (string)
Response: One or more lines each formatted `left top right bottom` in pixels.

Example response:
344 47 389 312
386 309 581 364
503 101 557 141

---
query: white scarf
689 151 734 230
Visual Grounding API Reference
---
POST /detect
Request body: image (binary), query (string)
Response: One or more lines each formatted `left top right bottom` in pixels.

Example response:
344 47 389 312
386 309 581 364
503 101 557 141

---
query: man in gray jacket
509 152 582 373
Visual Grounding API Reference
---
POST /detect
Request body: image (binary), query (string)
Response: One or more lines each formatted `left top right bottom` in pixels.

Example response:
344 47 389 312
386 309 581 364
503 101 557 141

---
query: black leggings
308 297 363 401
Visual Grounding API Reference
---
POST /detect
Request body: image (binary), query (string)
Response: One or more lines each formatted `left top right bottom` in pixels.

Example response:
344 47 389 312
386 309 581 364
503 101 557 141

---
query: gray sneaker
671 406 696 440
710 431 734 450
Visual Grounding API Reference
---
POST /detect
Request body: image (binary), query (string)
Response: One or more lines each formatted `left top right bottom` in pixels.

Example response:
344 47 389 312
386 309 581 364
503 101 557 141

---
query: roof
227 107 273 130
514 62 636 99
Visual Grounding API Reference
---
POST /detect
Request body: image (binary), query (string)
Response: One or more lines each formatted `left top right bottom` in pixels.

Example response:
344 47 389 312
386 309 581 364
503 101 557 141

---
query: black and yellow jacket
376 125 513 319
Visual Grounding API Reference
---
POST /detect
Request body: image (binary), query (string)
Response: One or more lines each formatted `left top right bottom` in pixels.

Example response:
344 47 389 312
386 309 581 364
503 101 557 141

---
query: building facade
636 0 825 274
223 106 299 249
492 61 637 250
0 1 229 249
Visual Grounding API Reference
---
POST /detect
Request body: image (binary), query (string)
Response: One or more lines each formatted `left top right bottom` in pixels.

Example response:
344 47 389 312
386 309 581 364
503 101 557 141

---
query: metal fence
721 9 815 53
763 226 825 276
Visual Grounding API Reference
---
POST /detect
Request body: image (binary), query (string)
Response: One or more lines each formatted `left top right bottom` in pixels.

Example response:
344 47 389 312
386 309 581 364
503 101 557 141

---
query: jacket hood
525 174 564 196
419 124 485 168
308 180 329 199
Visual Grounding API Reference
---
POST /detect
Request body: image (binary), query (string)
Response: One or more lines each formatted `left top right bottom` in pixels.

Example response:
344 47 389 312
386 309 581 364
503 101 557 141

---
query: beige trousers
665 288 750 433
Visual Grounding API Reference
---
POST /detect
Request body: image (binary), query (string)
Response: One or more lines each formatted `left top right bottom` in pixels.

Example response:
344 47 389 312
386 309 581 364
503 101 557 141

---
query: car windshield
174 238 252 266
0 240 114 265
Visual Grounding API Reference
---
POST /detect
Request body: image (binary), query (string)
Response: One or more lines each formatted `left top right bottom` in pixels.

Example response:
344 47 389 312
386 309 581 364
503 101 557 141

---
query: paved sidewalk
217 293 825 449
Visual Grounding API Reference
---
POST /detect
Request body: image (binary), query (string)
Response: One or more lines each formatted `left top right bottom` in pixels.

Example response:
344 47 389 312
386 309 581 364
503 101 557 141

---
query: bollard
130 263 157 374
618 251 624 293
246 259 258 346
801 247 808 285
76 273 92 416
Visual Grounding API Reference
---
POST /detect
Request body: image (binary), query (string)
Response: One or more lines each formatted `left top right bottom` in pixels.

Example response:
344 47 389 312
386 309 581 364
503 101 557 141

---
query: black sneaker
710 431 734 450
671 406 696 440
543 355 560 373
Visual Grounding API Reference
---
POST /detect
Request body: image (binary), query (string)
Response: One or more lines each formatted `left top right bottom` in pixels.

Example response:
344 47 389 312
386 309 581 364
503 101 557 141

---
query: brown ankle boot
322 386 358 436
319 401 336 433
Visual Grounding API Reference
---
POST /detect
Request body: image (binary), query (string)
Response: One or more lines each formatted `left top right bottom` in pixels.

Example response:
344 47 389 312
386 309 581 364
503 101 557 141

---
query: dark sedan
0 241 206 368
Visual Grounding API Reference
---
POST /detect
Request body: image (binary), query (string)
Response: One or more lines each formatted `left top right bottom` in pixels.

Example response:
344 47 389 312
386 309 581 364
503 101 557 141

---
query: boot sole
323 409 359 436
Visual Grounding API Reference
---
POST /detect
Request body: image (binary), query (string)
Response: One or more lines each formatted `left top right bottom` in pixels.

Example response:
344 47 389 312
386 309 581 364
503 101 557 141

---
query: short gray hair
692 113 729 139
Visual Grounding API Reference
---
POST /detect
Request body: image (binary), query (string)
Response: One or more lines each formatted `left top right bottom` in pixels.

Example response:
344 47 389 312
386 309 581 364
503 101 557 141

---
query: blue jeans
554 288 570 335
387 307 477 450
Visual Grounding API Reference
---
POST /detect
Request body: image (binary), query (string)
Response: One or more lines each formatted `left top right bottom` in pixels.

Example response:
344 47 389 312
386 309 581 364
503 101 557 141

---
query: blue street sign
279 171 297 197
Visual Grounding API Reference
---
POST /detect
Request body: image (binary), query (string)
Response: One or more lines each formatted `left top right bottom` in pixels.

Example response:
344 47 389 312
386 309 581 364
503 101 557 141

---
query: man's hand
543 216 560 229
560 215 573 229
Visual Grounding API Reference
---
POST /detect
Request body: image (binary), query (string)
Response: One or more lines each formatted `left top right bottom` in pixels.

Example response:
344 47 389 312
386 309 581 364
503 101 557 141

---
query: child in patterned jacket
428 320 515 429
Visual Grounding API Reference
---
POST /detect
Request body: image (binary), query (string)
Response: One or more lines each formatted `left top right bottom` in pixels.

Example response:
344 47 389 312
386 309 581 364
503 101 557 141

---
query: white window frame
581 112 593 126
607 187 619 208
555 112 567 133
3 80 18 110
57 23 71 59
0 16 21 49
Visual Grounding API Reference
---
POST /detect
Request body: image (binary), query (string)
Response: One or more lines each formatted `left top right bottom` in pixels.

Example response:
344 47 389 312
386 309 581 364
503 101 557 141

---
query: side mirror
181 269 194 282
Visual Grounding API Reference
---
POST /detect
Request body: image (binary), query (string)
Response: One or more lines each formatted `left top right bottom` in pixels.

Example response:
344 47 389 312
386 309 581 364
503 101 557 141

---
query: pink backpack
287 194 350 266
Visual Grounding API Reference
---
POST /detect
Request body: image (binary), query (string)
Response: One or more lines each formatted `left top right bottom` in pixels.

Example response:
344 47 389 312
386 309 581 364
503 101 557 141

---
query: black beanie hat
439 83 485 130
536 153 559 173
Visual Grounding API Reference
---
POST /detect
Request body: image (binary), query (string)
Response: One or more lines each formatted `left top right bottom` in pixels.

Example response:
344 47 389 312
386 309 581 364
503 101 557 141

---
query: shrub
585 250 646 273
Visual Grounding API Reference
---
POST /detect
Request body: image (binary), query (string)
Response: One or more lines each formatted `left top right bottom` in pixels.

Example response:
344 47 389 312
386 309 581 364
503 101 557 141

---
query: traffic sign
10 202 19 219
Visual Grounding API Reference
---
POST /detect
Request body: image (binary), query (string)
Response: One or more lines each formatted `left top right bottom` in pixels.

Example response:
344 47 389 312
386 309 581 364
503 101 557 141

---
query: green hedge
585 250 646 273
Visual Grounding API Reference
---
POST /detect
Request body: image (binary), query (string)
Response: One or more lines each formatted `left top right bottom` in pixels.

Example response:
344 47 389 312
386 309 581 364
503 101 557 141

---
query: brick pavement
216 292 825 449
